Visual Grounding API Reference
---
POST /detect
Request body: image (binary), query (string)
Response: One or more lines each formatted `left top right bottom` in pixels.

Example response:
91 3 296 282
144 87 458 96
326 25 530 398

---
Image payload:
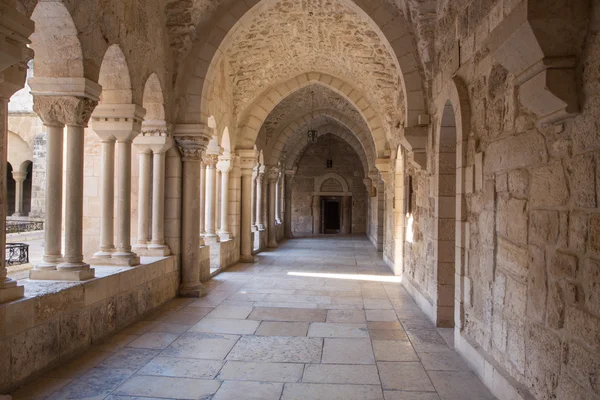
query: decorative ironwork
6 220 44 234
6 243 29 265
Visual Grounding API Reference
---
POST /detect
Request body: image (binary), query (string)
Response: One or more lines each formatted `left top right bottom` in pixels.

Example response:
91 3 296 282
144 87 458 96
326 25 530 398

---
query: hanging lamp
307 90 317 144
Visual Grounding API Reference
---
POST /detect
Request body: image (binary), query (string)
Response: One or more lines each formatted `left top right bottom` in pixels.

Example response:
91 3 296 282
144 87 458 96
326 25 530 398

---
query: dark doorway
321 197 341 234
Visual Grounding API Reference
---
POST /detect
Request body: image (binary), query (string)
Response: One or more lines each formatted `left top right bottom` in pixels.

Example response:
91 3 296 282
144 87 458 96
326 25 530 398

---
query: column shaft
38 124 64 268
13 174 25 216
268 177 278 248
95 139 115 256
135 150 152 247
251 170 257 230
220 170 230 236
149 151 167 248
59 125 89 270
180 158 206 297
255 174 264 229
240 171 254 262
199 161 206 235
114 140 137 259
284 174 294 238
343 196 352 234
215 170 221 232
0 98 24 301
204 162 217 237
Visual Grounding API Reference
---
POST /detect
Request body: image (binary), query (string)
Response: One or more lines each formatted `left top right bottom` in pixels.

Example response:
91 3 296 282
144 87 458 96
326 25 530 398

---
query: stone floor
9 236 496 400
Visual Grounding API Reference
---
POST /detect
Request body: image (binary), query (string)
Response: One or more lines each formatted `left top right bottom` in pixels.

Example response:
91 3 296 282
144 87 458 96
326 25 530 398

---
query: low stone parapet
0 256 178 393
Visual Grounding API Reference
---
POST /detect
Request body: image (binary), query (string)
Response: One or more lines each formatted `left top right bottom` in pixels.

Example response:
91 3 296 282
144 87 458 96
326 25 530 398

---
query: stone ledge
0 256 178 393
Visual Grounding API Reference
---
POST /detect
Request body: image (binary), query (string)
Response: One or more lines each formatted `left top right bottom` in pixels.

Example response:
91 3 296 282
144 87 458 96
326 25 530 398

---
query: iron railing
6 220 44 234
6 243 29 265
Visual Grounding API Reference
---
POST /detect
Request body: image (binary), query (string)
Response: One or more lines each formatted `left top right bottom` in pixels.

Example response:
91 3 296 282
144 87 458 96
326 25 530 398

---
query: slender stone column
312 195 321 235
255 165 265 230
217 153 233 241
199 160 206 235
149 149 169 251
12 171 26 216
134 147 152 249
239 149 258 262
93 137 116 258
0 9 33 300
57 97 97 277
113 138 139 262
203 154 219 239
267 166 280 248
215 170 221 233
174 126 211 297
90 104 144 266
275 174 281 225
35 119 64 269
133 127 173 256
251 167 258 231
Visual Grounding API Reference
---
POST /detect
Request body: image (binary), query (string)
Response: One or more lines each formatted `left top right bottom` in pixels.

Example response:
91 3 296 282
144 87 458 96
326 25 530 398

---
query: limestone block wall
390 0 600 398
0 257 178 393
290 136 366 236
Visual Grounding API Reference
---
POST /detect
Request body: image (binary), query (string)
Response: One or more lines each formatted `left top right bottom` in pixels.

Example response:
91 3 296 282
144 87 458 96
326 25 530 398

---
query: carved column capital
217 153 234 173
238 148 259 175
174 124 212 162
267 166 281 183
203 154 219 167
33 96 98 127
11 171 26 182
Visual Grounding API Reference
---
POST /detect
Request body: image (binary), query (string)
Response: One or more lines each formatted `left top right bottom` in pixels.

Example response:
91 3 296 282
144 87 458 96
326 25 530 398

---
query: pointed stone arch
29 1 84 78
314 172 350 194
175 0 427 129
142 73 166 122
98 45 133 104
237 73 388 157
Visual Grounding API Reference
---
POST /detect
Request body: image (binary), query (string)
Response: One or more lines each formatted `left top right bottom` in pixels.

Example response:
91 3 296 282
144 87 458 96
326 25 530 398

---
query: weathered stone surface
527 245 547 324
530 162 569 207
529 210 560 246
496 197 528 244
567 153 597 208
484 131 547 174
525 324 561 399
550 251 578 279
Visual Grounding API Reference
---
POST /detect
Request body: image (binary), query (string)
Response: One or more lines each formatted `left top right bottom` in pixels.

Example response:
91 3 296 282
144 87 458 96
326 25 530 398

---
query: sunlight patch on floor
287 271 403 283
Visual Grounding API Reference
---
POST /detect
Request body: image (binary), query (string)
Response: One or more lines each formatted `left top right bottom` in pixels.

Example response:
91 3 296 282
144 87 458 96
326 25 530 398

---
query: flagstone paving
10 236 496 400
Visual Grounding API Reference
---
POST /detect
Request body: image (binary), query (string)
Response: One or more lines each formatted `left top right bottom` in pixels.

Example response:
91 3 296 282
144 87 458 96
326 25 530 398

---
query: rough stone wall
291 135 366 236
393 0 600 399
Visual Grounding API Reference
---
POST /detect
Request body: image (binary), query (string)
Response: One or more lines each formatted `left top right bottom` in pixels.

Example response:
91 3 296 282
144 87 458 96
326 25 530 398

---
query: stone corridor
10 237 494 400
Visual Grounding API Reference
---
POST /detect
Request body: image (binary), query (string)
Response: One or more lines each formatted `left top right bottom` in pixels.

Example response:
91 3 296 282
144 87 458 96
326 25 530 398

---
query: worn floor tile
373 340 419 362
326 309 366 323
307 322 369 338
428 371 496 400
218 361 304 382
406 330 451 353
46 367 134 400
113 375 220 399
189 318 260 335
255 321 309 337
126 332 179 350
378 362 435 391
418 352 471 371
212 381 283 400
227 336 322 363
137 356 223 379
366 310 399 322
162 332 240 360
302 364 380 384
206 305 254 319
282 383 384 400
383 391 441 400
249 307 327 322
99 348 161 370
10 376 73 400
322 338 375 364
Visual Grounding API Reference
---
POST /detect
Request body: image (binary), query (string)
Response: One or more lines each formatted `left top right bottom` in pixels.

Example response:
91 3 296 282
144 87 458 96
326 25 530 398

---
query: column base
251 225 258 232
240 254 257 263
89 255 140 266
218 231 231 241
92 250 113 259
29 268 95 281
136 247 171 257
179 283 207 298
204 235 220 245
12 213 22 217
0 281 24 303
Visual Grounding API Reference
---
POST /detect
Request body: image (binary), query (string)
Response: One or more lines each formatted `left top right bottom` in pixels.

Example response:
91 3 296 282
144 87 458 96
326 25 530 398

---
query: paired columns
133 124 173 256
254 164 265 230
29 84 101 280
239 149 259 262
90 104 145 266
203 154 219 241
174 125 212 297
0 7 33 301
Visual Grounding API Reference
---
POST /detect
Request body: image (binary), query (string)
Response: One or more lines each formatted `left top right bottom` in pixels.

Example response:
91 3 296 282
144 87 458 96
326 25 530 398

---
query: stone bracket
174 124 212 160
401 126 427 169
92 103 146 140
486 0 590 125
238 148 259 171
